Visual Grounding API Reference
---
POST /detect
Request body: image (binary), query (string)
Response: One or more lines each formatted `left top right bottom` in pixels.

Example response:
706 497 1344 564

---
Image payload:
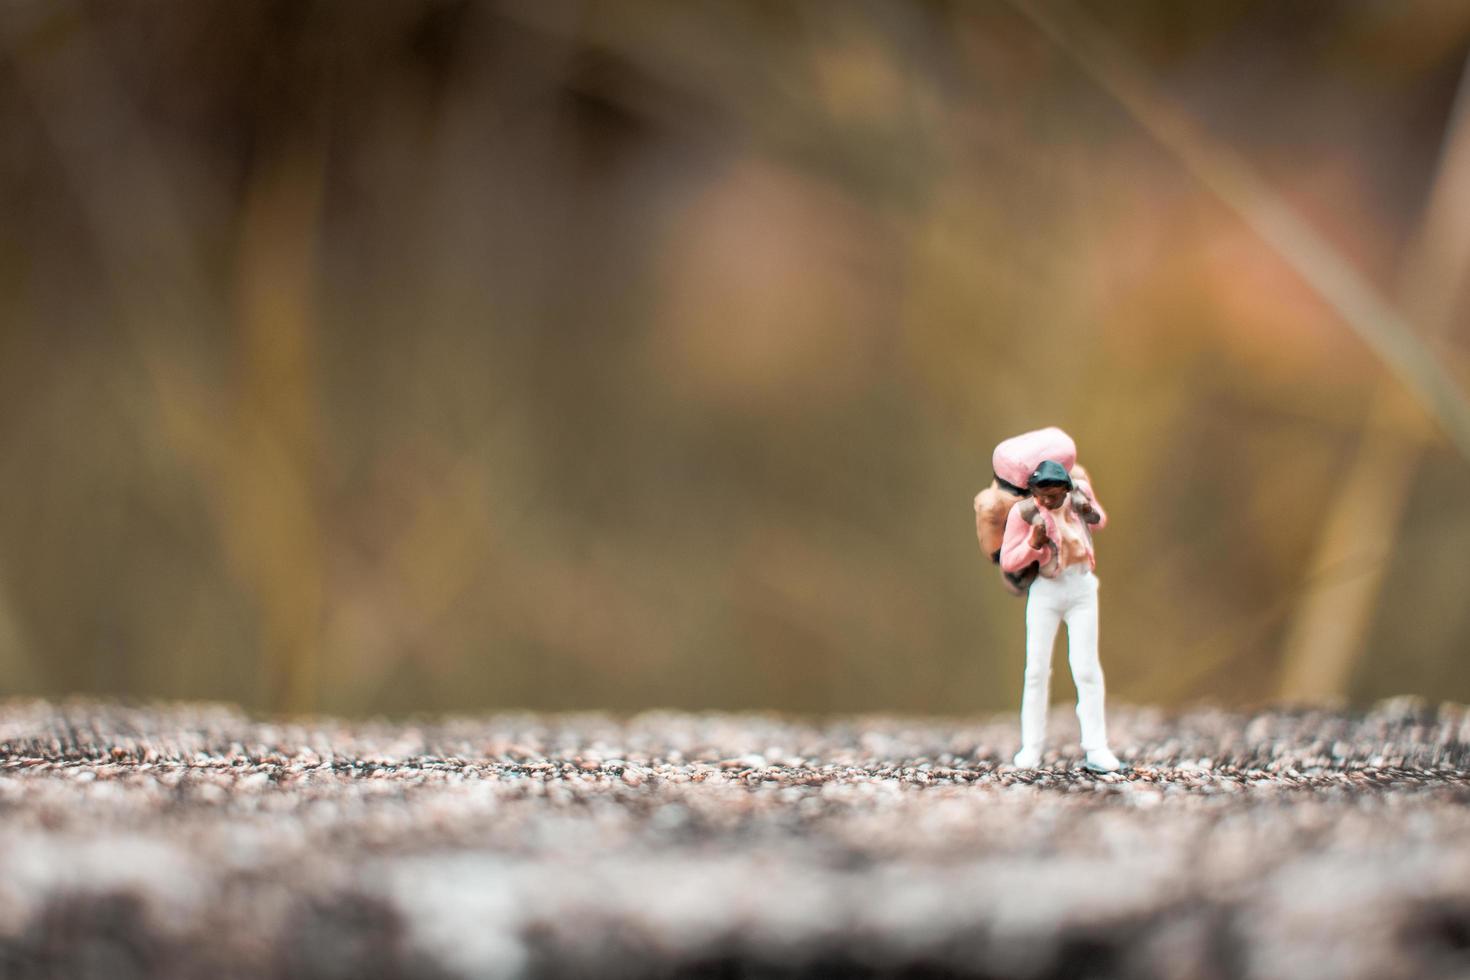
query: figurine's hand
1070 490 1099 523
1028 522 1049 549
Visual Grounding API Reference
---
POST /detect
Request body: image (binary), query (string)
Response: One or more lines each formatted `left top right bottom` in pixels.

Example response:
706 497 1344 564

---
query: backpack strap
994 472 1029 497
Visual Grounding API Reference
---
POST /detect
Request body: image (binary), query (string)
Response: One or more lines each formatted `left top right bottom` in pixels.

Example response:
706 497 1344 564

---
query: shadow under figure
976 427 1124 773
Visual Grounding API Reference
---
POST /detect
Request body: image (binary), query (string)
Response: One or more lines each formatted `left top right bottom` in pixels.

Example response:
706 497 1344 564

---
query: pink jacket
992 428 1107 577
1000 481 1107 577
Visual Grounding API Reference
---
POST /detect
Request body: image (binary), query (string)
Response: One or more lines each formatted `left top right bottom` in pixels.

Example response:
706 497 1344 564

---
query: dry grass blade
1279 54 1470 701
1010 1 1470 462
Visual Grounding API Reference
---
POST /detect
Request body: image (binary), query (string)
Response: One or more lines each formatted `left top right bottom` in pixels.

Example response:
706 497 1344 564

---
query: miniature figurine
979 427 1123 773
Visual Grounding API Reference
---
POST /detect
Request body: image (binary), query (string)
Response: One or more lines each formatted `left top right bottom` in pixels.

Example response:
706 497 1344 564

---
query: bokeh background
1 0 1468 717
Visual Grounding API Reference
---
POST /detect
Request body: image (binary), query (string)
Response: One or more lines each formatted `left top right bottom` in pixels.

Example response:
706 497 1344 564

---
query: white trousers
1020 565 1109 753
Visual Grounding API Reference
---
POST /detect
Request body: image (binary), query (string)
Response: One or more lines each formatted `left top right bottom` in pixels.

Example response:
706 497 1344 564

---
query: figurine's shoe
1084 748 1124 773
1012 746 1043 768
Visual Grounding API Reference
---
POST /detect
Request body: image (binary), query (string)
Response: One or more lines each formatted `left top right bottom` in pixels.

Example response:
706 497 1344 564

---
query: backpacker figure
975 427 1124 773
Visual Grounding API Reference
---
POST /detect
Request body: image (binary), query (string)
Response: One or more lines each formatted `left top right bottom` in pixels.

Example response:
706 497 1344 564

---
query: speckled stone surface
0 699 1468 979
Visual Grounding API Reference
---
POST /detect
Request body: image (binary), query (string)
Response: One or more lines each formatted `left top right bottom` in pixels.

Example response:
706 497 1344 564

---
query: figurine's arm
1071 479 1107 530
1000 503 1049 573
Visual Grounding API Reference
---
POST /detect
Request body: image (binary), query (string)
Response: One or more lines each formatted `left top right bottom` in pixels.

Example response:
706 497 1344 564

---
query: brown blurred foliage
1 0 1468 716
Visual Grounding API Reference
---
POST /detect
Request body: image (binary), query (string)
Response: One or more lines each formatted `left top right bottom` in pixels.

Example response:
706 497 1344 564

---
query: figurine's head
1028 459 1073 510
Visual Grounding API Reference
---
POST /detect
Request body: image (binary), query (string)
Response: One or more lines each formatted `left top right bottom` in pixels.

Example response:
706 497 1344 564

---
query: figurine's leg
1065 576 1119 771
1016 586 1062 766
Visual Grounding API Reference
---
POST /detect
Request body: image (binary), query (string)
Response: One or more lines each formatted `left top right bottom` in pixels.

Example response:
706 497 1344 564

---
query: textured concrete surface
0 699 1468 979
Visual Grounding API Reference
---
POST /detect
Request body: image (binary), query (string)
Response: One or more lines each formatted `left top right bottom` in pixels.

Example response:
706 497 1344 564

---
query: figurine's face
1033 485 1069 510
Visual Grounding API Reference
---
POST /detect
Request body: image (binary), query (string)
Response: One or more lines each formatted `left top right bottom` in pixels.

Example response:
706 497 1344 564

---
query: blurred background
1 0 1468 717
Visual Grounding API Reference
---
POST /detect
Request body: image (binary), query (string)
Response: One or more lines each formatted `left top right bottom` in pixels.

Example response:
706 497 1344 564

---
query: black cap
1028 459 1073 489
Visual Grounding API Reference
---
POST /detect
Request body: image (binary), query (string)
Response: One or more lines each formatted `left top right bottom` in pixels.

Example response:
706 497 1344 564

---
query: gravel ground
0 699 1468 979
